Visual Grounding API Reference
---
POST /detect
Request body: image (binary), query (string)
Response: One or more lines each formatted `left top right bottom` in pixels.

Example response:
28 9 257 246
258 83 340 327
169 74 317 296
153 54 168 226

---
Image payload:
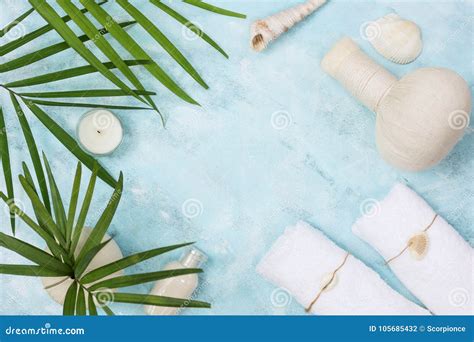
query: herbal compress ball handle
321 37 472 171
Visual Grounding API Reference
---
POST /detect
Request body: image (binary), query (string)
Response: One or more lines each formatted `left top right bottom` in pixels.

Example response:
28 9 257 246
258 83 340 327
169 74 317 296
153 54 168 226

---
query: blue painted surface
0 0 472 315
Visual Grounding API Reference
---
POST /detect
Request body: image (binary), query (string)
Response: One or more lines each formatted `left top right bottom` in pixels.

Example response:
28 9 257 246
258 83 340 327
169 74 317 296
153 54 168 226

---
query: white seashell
408 232 429 260
366 13 422 64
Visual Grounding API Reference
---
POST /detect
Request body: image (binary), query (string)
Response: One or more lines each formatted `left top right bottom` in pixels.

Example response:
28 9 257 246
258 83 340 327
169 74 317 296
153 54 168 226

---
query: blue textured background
0 0 472 315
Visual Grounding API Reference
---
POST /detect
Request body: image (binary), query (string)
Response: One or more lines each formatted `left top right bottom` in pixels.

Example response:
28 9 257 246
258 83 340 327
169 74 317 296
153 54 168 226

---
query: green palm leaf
0 107 15 233
112 293 210 308
30 1 146 105
182 0 246 18
19 162 44 209
88 268 202 291
20 162 64 258
0 264 70 277
0 21 136 73
24 100 116 187
70 163 98 256
151 0 228 58
29 100 150 111
80 242 193 284
21 162 66 260
19 175 67 248
0 8 34 39
0 232 71 274
75 288 87 315
43 153 67 234
88 293 98 315
21 162 38 196
28 100 150 110
118 0 208 89
0 191 71 263
5 60 152 88
63 281 78 315
0 2 107 56
20 89 155 98
81 0 198 105
10 94 51 215
74 239 111 279
101 305 115 315
59 0 159 115
66 163 81 244
76 173 123 262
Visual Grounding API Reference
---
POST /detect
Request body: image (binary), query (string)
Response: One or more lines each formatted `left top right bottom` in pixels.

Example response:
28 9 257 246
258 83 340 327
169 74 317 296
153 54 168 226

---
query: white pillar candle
77 109 123 155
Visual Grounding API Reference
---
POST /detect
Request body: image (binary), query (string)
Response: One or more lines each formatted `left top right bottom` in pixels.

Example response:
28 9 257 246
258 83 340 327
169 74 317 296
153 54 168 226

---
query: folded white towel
352 183 473 315
257 221 429 315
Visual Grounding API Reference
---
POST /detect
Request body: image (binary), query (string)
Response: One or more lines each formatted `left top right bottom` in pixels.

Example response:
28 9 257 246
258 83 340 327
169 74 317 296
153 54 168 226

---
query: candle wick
97 130 101 134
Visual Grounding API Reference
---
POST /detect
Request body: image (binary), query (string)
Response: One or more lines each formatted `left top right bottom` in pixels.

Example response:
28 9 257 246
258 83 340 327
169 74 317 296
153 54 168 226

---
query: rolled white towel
352 183 473 315
257 221 429 315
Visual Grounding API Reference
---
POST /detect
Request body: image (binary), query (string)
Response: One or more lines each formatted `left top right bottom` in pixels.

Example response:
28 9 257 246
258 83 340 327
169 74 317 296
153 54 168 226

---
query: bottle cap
180 247 207 268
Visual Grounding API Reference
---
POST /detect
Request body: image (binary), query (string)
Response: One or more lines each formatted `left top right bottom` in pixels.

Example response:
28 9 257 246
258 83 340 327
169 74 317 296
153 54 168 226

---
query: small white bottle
144 248 207 315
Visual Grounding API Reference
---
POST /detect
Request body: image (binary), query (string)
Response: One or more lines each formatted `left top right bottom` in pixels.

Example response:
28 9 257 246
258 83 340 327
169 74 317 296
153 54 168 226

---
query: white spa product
321 37 471 171
77 109 123 155
352 183 473 315
250 0 326 52
145 248 207 315
365 13 422 64
41 228 123 304
257 221 430 315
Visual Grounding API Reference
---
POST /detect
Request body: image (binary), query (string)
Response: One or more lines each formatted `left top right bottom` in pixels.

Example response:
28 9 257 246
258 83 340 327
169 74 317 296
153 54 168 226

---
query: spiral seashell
368 13 422 64
250 0 326 52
